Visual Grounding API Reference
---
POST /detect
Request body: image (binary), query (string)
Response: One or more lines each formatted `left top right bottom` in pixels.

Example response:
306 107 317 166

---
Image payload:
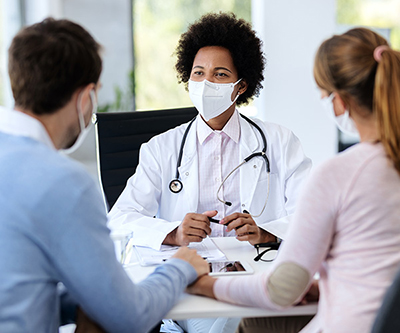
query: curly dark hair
175 12 265 106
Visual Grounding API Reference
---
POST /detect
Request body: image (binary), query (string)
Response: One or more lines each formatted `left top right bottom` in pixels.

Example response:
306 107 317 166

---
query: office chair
371 266 400 333
95 107 197 211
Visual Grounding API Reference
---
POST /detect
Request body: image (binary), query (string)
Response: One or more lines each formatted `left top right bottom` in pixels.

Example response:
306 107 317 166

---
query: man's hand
220 212 276 245
164 210 217 246
172 247 210 277
186 275 217 299
298 279 319 305
75 307 105 333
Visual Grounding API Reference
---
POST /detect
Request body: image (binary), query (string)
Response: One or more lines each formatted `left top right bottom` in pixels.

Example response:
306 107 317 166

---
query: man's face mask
62 89 97 154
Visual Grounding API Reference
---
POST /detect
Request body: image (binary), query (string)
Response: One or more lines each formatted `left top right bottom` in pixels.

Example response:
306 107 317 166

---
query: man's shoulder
1 134 92 191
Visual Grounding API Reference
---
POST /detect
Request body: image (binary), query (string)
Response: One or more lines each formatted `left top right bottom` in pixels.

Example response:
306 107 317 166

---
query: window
337 0 400 49
336 0 400 151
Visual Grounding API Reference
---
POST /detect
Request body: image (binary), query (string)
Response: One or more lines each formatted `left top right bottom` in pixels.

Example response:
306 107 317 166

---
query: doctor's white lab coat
108 114 312 250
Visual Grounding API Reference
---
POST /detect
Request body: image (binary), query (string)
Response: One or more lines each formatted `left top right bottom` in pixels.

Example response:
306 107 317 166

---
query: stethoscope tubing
169 113 271 217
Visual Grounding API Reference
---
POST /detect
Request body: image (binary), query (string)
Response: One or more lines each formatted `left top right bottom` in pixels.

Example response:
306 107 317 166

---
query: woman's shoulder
314 142 384 180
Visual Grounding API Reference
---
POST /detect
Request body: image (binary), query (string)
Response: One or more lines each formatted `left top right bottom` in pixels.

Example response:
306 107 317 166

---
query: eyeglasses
254 242 281 262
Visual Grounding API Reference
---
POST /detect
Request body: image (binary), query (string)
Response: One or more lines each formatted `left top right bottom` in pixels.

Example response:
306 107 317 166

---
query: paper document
135 237 227 266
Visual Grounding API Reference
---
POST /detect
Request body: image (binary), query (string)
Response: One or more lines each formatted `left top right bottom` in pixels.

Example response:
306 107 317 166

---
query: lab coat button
185 172 189 176
253 165 257 168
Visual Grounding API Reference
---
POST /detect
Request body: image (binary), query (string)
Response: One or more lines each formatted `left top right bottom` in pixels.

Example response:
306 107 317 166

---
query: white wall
60 0 133 181
252 0 337 167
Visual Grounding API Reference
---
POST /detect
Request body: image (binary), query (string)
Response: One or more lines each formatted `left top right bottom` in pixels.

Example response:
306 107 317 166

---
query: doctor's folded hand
220 212 277 245
164 210 217 246
172 247 210 277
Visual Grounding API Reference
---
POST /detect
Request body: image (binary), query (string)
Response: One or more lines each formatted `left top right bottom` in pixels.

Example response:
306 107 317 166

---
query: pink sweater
214 143 400 332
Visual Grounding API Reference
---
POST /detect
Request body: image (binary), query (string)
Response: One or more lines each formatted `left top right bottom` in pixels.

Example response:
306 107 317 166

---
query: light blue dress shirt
0 108 197 332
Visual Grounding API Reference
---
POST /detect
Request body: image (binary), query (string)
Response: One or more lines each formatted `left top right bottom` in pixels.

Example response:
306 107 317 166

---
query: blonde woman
188 27 400 333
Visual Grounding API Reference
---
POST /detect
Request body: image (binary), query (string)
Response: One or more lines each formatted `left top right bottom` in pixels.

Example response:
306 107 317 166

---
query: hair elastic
373 45 390 62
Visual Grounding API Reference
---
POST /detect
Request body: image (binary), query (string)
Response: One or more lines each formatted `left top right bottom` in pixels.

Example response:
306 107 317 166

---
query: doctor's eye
215 72 229 78
191 70 204 77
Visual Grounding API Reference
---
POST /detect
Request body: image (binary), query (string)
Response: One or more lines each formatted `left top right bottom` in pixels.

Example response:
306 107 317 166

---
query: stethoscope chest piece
169 179 183 193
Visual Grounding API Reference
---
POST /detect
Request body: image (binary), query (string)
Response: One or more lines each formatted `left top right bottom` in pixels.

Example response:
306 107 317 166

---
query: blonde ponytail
374 49 400 175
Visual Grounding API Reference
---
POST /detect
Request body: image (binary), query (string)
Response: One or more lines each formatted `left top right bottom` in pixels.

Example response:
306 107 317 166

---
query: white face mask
188 79 242 121
62 89 97 154
321 94 359 137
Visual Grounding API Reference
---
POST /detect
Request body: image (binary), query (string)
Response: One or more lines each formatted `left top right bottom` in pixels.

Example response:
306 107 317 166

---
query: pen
209 216 232 225
209 211 249 225
208 217 220 224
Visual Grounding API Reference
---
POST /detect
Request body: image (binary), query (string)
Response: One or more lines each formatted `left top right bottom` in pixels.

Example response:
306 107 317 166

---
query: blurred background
1 0 399 177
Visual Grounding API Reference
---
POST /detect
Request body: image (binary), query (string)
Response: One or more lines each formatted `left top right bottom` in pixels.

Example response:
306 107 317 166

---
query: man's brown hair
8 18 102 115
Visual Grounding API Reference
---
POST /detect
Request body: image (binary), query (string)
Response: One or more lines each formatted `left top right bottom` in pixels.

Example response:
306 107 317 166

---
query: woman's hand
186 275 217 299
220 212 276 245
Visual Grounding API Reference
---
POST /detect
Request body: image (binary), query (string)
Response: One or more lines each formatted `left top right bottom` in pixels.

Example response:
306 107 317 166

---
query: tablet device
208 260 254 276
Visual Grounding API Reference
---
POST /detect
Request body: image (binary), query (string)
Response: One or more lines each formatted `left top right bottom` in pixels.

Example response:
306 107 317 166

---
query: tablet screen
209 261 248 273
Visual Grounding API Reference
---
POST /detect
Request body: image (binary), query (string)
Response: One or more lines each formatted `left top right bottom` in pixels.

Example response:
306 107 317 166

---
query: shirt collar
0 106 56 150
197 109 241 144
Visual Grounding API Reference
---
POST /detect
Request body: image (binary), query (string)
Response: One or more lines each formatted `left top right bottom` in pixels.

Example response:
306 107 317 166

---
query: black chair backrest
371 266 400 333
95 107 197 210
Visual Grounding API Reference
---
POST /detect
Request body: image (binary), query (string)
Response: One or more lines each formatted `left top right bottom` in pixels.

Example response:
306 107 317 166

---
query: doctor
108 12 312 251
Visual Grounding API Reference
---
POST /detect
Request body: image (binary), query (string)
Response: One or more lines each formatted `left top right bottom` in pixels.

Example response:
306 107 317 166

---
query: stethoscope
169 114 271 217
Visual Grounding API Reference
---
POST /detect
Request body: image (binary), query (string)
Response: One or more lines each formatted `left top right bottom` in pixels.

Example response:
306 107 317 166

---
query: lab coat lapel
178 118 199 213
239 116 263 211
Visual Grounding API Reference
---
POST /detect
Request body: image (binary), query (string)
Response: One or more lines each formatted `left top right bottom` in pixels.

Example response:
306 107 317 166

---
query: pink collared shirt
196 110 242 237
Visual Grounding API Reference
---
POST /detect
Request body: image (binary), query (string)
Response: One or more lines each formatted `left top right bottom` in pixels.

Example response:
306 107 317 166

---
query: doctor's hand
220 212 277 246
172 247 210 277
164 210 216 246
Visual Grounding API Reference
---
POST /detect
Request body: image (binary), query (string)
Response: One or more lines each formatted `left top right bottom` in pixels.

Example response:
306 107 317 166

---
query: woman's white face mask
188 79 242 121
62 89 97 154
321 94 359 137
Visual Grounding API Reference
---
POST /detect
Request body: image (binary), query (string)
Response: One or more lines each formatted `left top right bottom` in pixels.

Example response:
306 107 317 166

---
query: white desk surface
125 237 318 320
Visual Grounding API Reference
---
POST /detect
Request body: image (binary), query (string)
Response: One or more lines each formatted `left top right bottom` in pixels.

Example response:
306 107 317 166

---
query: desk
125 237 317 320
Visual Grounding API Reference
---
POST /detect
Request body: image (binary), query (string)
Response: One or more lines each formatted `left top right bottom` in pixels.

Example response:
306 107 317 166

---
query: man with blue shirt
0 18 208 332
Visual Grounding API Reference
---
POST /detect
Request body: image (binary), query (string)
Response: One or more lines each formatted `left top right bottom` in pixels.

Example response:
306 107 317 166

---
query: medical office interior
1 0 400 332
1 0 399 182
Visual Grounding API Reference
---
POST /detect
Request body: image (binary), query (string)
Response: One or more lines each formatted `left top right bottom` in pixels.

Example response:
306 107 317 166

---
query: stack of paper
135 237 227 266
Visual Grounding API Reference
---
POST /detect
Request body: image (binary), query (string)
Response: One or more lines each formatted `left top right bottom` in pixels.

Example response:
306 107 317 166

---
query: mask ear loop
76 91 86 132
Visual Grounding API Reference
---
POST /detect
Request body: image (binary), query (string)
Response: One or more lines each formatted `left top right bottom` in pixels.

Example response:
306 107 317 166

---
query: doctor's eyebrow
191 65 233 74
214 67 232 73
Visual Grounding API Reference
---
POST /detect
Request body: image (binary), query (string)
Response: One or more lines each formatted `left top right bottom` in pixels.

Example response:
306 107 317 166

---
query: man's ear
78 83 96 113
